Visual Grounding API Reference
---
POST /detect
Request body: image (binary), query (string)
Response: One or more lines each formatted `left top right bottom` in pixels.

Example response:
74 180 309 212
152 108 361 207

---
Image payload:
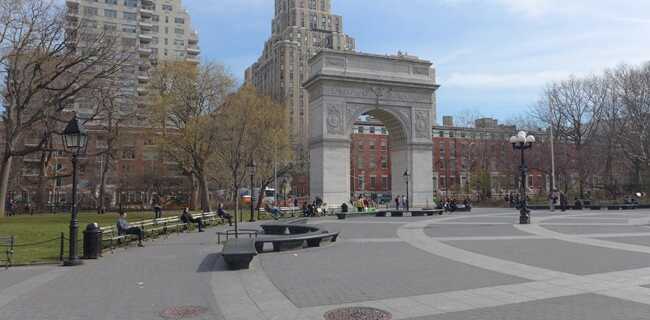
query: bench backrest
0 235 14 247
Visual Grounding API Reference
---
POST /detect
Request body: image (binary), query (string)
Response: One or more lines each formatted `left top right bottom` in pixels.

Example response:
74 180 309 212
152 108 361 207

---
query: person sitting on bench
180 208 204 232
264 203 282 220
217 203 233 226
116 212 144 247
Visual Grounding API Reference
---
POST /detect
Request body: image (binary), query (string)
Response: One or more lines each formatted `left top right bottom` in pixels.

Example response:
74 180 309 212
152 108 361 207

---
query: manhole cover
323 307 392 320
160 306 208 319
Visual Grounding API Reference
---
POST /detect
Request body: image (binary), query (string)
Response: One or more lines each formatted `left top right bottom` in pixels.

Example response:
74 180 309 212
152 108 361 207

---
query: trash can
83 223 102 259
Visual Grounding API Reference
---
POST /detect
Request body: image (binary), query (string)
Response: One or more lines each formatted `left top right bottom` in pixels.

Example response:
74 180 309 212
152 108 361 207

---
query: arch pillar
304 50 439 208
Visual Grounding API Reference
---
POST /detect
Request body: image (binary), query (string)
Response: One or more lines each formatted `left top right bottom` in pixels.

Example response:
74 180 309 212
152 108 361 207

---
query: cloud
444 70 582 89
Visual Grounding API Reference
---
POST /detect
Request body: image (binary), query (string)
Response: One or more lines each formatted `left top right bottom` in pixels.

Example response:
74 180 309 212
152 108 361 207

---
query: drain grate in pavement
323 307 392 320
160 306 208 319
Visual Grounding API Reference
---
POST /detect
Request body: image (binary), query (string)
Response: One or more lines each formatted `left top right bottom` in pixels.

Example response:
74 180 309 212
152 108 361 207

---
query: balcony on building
137 73 150 83
138 34 152 43
186 57 200 64
140 8 154 18
138 46 151 57
188 31 199 45
66 7 80 21
137 86 148 96
138 21 153 30
65 0 79 8
186 46 200 55
141 0 154 6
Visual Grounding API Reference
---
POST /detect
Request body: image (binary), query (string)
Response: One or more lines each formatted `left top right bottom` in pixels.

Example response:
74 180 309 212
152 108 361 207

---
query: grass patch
0 209 271 265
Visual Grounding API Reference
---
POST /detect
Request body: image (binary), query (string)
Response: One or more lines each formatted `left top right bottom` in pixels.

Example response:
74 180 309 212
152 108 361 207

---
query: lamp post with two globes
509 131 535 225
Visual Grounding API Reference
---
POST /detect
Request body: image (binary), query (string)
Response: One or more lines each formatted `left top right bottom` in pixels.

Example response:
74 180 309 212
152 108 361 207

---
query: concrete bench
222 238 257 270
260 223 319 235
0 235 15 269
254 231 339 253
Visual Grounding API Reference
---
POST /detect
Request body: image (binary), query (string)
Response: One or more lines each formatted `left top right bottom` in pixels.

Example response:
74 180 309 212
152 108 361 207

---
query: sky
181 0 650 124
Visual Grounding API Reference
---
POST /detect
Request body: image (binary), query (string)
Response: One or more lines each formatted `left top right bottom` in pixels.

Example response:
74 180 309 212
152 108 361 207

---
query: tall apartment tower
246 0 356 156
66 0 200 120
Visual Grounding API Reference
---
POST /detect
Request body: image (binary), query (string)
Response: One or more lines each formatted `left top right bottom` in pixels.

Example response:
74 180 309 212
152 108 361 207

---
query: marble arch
303 50 440 208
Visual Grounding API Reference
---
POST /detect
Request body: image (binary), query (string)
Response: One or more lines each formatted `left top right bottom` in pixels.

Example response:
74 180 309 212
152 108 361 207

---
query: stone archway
304 50 439 208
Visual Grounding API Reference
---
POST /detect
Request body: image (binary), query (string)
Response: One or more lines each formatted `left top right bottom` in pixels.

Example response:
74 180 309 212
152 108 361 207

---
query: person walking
549 190 557 212
560 192 567 212
152 194 163 219
394 196 400 210
356 197 365 212
401 195 407 211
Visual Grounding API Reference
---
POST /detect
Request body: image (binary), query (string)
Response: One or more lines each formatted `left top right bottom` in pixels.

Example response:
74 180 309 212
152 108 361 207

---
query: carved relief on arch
326 103 345 136
415 110 431 139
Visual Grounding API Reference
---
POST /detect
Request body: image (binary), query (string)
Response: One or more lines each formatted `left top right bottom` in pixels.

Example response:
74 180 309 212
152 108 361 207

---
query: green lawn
0 209 264 265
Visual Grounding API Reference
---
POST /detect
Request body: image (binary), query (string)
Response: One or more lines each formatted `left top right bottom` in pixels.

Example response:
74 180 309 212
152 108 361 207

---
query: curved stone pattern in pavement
4 210 650 320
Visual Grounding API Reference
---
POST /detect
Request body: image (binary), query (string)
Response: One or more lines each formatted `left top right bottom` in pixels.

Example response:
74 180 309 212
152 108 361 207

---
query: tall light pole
403 170 410 211
247 159 256 223
509 131 535 225
62 116 88 266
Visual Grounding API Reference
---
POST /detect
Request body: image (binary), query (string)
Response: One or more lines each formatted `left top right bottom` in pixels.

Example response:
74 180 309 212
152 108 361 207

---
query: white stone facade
304 50 439 207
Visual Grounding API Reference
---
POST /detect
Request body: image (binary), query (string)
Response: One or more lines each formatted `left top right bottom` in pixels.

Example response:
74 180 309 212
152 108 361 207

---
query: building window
174 28 184 35
162 4 173 11
382 176 389 191
123 0 137 8
83 6 98 16
105 0 117 4
123 12 137 21
103 22 117 32
370 176 376 189
174 17 185 24
104 9 117 18
121 24 136 33
122 148 136 160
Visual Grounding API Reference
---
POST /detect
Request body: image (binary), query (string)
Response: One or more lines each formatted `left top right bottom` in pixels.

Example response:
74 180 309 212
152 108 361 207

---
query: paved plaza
4 208 650 319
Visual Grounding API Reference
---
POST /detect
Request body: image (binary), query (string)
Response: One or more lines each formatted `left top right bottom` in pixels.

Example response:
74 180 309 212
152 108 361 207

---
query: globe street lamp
62 116 88 266
509 131 535 224
247 159 256 223
403 170 410 211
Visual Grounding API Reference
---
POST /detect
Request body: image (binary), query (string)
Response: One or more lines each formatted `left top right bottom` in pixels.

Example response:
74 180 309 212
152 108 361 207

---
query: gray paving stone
542 218 628 224
446 238 650 275
595 236 650 247
259 242 527 308
0 265 56 291
404 294 650 320
424 224 531 238
450 216 519 223
315 222 402 239
0 231 227 320
544 225 650 235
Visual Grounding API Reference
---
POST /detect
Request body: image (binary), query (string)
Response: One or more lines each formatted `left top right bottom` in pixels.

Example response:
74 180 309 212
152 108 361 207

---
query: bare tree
0 0 129 215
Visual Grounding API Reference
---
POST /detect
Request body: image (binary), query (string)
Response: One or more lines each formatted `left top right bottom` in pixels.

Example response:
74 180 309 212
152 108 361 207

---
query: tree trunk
197 172 210 212
0 155 13 217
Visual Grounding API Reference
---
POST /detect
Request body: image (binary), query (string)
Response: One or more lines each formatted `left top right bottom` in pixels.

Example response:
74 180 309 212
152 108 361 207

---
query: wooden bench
0 235 14 269
222 238 257 270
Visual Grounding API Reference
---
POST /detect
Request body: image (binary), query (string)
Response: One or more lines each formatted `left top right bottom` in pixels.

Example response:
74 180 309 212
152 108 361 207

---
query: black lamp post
403 169 410 211
62 116 88 266
509 131 535 224
247 159 256 223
